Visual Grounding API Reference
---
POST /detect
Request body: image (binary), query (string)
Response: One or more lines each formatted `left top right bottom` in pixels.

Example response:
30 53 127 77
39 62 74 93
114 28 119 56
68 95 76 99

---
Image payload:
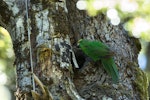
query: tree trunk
146 43 150 71
0 0 148 100
145 42 150 98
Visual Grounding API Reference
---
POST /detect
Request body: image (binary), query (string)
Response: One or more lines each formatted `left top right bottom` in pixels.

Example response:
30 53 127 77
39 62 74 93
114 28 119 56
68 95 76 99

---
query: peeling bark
0 0 149 100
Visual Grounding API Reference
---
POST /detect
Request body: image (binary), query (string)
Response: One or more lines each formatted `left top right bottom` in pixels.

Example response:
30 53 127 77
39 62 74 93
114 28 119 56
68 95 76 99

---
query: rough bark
146 43 150 71
146 42 150 97
0 0 149 100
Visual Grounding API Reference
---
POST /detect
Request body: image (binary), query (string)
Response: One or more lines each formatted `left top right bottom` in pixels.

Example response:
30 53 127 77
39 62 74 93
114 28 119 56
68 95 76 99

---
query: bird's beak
77 39 82 46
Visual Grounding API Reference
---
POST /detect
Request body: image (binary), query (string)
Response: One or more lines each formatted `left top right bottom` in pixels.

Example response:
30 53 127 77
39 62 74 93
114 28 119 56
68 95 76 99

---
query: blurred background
0 27 15 100
1 0 150 99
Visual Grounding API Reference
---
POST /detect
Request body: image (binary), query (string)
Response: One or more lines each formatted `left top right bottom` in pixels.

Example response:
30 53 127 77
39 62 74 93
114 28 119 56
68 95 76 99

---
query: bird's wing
101 57 119 83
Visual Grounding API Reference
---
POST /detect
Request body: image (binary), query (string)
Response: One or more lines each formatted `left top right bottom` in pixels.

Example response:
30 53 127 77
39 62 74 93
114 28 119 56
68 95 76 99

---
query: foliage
0 26 15 100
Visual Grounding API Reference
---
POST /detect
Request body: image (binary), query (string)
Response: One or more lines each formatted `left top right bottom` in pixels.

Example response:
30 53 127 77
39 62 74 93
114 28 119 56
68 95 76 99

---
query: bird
78 39 119 83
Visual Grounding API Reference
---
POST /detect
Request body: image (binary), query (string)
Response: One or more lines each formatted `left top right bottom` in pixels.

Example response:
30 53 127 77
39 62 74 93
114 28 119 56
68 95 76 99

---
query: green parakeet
78 39 119 83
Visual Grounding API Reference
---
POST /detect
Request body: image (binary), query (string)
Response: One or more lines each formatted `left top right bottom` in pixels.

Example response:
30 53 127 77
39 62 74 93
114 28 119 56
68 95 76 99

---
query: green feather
78 39 113 61
78 39 119 83
101 57 119 83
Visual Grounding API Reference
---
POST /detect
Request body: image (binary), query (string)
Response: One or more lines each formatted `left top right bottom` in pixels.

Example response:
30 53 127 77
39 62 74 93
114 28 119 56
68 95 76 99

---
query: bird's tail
101 57 119 83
